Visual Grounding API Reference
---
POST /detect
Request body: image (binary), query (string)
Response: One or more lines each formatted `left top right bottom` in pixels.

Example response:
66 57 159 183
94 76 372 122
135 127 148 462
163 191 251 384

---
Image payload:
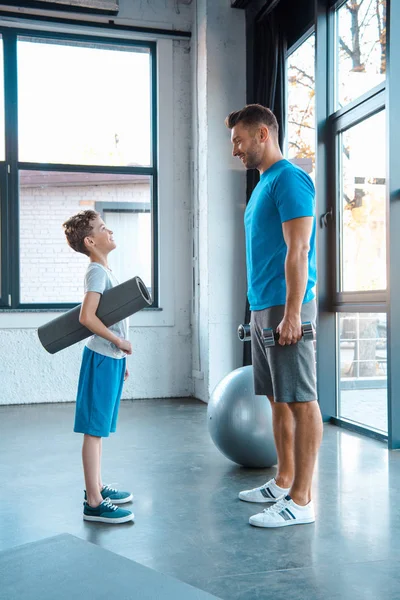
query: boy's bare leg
82 434 103 507
268 397 295 489
98 438 103 491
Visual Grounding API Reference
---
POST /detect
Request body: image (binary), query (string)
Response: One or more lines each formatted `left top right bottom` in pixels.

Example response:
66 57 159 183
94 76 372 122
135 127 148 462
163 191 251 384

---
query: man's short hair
225 104 279 137
63 210 98 256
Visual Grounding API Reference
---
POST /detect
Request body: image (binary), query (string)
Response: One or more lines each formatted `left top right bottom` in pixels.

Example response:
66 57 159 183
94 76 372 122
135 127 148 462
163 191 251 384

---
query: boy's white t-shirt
84 262 128 359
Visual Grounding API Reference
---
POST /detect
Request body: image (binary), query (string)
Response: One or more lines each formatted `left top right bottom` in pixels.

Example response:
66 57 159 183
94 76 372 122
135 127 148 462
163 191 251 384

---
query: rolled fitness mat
38 276 152 354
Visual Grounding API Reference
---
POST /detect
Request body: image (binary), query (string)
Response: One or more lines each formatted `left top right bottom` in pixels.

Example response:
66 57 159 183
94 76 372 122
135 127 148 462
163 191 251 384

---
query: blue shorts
74 347 126 438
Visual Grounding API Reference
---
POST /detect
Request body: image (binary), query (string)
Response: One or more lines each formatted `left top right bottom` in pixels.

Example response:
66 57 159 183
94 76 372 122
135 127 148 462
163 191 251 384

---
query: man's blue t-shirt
244 159 316 311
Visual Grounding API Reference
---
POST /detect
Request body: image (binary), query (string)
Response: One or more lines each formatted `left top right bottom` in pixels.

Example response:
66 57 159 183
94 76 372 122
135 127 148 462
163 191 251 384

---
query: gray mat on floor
0 533 220 600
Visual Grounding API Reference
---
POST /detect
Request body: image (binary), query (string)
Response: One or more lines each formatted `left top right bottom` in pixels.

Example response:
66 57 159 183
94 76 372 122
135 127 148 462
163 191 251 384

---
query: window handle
320 208 333 228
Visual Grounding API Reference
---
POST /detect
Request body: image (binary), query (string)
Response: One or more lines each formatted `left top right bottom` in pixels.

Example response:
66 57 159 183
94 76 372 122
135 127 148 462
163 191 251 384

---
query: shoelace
263 498 288 514
102 485 118 494
250 483 270 493
103 498 118 511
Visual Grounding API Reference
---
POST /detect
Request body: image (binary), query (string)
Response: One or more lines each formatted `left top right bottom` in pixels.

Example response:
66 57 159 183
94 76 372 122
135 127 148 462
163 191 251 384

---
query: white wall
0 0 194 404
192 0 247 402
117 0 192 31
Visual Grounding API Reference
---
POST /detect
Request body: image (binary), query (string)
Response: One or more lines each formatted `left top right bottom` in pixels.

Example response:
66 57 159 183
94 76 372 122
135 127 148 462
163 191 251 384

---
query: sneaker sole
249 517 315 528
238 494 278 503
83 513 135 524
105 494 133 505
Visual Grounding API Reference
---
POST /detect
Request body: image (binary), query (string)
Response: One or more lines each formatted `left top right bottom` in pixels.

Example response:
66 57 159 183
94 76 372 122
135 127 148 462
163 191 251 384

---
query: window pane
17 38 151 167
0 37 4 162
104 209 152 295
339 110 386 292
287 34 315 180
0 188 2 299
19 171 152 304
337 0 387 108
338 313 387 434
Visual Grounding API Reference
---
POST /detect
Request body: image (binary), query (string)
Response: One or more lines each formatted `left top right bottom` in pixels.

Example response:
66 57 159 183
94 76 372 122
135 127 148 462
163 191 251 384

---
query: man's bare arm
276 216 313 345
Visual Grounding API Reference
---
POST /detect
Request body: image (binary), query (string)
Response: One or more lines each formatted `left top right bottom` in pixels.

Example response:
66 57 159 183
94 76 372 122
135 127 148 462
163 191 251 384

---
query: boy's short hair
63 210 99 256
225 104 279 138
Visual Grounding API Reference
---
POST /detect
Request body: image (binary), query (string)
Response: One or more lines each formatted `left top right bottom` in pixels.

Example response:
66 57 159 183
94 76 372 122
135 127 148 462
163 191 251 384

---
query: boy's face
85 215 116 255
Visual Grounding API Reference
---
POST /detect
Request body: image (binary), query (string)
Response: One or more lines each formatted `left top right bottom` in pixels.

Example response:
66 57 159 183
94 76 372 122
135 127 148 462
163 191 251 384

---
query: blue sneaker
83 498 134 524
84 485 133 505
101 485 133 504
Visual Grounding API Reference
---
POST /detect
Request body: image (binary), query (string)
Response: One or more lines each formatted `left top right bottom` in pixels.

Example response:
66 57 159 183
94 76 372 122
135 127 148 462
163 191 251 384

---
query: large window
332 1 387 435
0 32 157 309
286 0 400 444
286 33 316 180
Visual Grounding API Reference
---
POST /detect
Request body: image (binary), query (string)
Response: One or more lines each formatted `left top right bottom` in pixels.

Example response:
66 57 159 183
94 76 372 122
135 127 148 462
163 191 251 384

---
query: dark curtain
243 4 286 366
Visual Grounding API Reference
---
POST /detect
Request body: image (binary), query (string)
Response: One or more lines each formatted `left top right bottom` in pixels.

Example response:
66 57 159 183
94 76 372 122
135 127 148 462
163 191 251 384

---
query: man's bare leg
268 396 295 489
287 400 323 505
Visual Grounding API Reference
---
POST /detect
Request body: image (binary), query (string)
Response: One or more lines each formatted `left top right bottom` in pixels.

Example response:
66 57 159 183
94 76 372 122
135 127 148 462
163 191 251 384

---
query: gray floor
1 398 400 600
0 534 219 600
340 387 387 433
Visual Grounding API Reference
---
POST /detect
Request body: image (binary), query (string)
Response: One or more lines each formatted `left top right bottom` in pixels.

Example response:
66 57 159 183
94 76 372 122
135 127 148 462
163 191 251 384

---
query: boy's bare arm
79 291 132 354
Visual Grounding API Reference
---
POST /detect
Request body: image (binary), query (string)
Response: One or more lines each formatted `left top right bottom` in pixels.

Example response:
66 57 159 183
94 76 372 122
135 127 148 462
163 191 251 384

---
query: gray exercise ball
208 365 277 468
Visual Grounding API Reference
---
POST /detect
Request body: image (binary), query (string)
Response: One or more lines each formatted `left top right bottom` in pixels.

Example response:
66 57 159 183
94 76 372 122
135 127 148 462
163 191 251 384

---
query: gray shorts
251 300 317 403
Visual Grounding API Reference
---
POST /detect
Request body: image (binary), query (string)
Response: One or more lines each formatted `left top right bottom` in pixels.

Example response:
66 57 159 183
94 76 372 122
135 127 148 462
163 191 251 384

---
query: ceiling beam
231 0 282 13
231 0 253 8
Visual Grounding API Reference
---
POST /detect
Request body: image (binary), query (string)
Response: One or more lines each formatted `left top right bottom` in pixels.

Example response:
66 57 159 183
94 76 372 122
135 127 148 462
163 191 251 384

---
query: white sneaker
249 495 315 528
238 478 290 503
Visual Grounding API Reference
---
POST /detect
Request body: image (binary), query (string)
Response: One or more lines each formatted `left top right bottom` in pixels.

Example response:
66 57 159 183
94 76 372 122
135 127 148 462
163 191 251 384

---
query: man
225 104 322 528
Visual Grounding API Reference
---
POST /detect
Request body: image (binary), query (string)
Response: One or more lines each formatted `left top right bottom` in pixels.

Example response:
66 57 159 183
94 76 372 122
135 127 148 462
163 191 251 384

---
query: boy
63 210 134 524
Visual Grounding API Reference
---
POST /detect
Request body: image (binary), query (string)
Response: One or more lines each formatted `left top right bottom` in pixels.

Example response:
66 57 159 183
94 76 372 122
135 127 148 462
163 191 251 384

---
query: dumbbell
262 321 314 347
237 323 251 342
237 321 315 347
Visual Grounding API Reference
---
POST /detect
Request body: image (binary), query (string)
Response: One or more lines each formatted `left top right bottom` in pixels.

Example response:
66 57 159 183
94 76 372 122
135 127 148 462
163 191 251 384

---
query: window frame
333 100 386 307
0 27 159 310
314 0 390 442
328 2 387 311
